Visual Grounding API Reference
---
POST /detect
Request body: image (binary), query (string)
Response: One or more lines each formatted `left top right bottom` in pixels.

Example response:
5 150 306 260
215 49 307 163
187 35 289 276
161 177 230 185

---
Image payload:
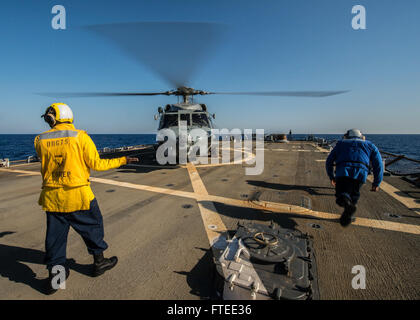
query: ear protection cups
45 113 56 127
42 107 57 128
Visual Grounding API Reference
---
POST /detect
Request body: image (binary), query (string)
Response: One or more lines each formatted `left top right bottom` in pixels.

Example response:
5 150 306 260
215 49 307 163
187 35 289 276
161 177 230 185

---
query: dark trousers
335 177 363 206
45 199 108 269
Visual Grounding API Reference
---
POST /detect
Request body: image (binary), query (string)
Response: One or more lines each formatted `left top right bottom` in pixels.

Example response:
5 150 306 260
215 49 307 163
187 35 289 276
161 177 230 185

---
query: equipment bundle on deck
213 221 319 300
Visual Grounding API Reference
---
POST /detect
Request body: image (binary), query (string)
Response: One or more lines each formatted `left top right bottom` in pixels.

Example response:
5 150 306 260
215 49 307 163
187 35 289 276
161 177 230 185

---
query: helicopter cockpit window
161 114 178 128
192 113 209 126
180 113 191 126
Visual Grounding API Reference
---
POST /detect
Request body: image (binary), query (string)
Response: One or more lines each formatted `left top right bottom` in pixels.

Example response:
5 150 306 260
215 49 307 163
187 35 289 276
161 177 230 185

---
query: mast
182 94 191 104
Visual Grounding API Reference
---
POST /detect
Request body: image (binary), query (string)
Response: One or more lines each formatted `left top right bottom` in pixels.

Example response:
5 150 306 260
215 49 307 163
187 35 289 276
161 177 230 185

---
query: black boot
336 195 347 207
340 197 357 227
93 253 118 277
45 266 70 295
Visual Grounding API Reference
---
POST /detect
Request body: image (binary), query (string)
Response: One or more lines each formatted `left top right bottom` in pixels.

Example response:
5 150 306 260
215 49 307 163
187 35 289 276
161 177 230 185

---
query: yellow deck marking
186 162 228 245
0 168 40 175
186 162 208 196
314 145 330 153
2 167 419 235
203 197 420 235
352 217 420 234
183 147 255 168
126 164 179 169
91 177 197 200
179 160 236 168
10 162 38 167
367 176 420 215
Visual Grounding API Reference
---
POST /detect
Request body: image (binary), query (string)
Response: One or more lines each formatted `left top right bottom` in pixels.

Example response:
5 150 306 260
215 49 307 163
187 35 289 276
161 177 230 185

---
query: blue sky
0 0 419 134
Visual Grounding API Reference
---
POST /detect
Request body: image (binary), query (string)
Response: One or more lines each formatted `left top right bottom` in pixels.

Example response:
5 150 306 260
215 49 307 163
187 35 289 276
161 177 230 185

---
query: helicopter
42 22 348 154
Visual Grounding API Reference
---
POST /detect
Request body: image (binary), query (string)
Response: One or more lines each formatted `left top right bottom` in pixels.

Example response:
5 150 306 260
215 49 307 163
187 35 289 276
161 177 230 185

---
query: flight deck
0 141 419 299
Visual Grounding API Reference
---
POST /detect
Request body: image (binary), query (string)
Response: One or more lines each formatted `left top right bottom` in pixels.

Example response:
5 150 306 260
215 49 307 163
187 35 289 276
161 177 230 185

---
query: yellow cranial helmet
44 103 74 125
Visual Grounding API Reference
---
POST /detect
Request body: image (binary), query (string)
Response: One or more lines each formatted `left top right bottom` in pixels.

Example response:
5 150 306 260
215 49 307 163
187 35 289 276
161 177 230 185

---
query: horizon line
1 133 420 135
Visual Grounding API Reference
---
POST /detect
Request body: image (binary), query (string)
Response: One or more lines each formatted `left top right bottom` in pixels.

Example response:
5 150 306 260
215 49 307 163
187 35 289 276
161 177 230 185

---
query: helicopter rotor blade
38 90 349 98
37 92 172 98
209 91 349 97
85 22 227 88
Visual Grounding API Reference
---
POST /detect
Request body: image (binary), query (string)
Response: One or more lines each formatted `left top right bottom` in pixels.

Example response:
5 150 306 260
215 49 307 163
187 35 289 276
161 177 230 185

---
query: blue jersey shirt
326 138 383 186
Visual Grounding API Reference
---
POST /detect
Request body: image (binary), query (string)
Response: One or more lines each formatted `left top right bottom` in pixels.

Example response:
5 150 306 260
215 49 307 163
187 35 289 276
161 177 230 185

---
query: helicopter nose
186 133 205 146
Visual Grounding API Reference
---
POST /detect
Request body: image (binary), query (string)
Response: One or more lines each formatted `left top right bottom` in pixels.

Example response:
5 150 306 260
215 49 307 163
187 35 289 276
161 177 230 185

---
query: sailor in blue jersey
326 129 383 226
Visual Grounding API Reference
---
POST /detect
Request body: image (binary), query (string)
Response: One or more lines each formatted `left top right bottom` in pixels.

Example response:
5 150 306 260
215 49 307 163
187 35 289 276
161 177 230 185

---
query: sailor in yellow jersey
34 103 139 294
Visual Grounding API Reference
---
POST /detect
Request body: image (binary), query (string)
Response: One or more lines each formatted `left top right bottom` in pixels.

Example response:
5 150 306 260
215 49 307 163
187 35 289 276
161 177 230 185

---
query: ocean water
1 134 419 171
0 134 156 161
293 134 420 161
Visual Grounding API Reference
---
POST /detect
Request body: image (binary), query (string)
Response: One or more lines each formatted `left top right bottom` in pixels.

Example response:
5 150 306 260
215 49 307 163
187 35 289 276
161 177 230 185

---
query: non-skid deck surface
0 142 418 299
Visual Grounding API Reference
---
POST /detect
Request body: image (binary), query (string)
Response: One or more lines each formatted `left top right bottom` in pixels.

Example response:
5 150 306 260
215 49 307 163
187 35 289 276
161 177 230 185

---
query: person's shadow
173 247 216 299
0 239 93 295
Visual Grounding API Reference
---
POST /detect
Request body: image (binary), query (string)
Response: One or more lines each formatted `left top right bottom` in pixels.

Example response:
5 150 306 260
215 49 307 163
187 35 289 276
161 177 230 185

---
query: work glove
126 156 140 164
